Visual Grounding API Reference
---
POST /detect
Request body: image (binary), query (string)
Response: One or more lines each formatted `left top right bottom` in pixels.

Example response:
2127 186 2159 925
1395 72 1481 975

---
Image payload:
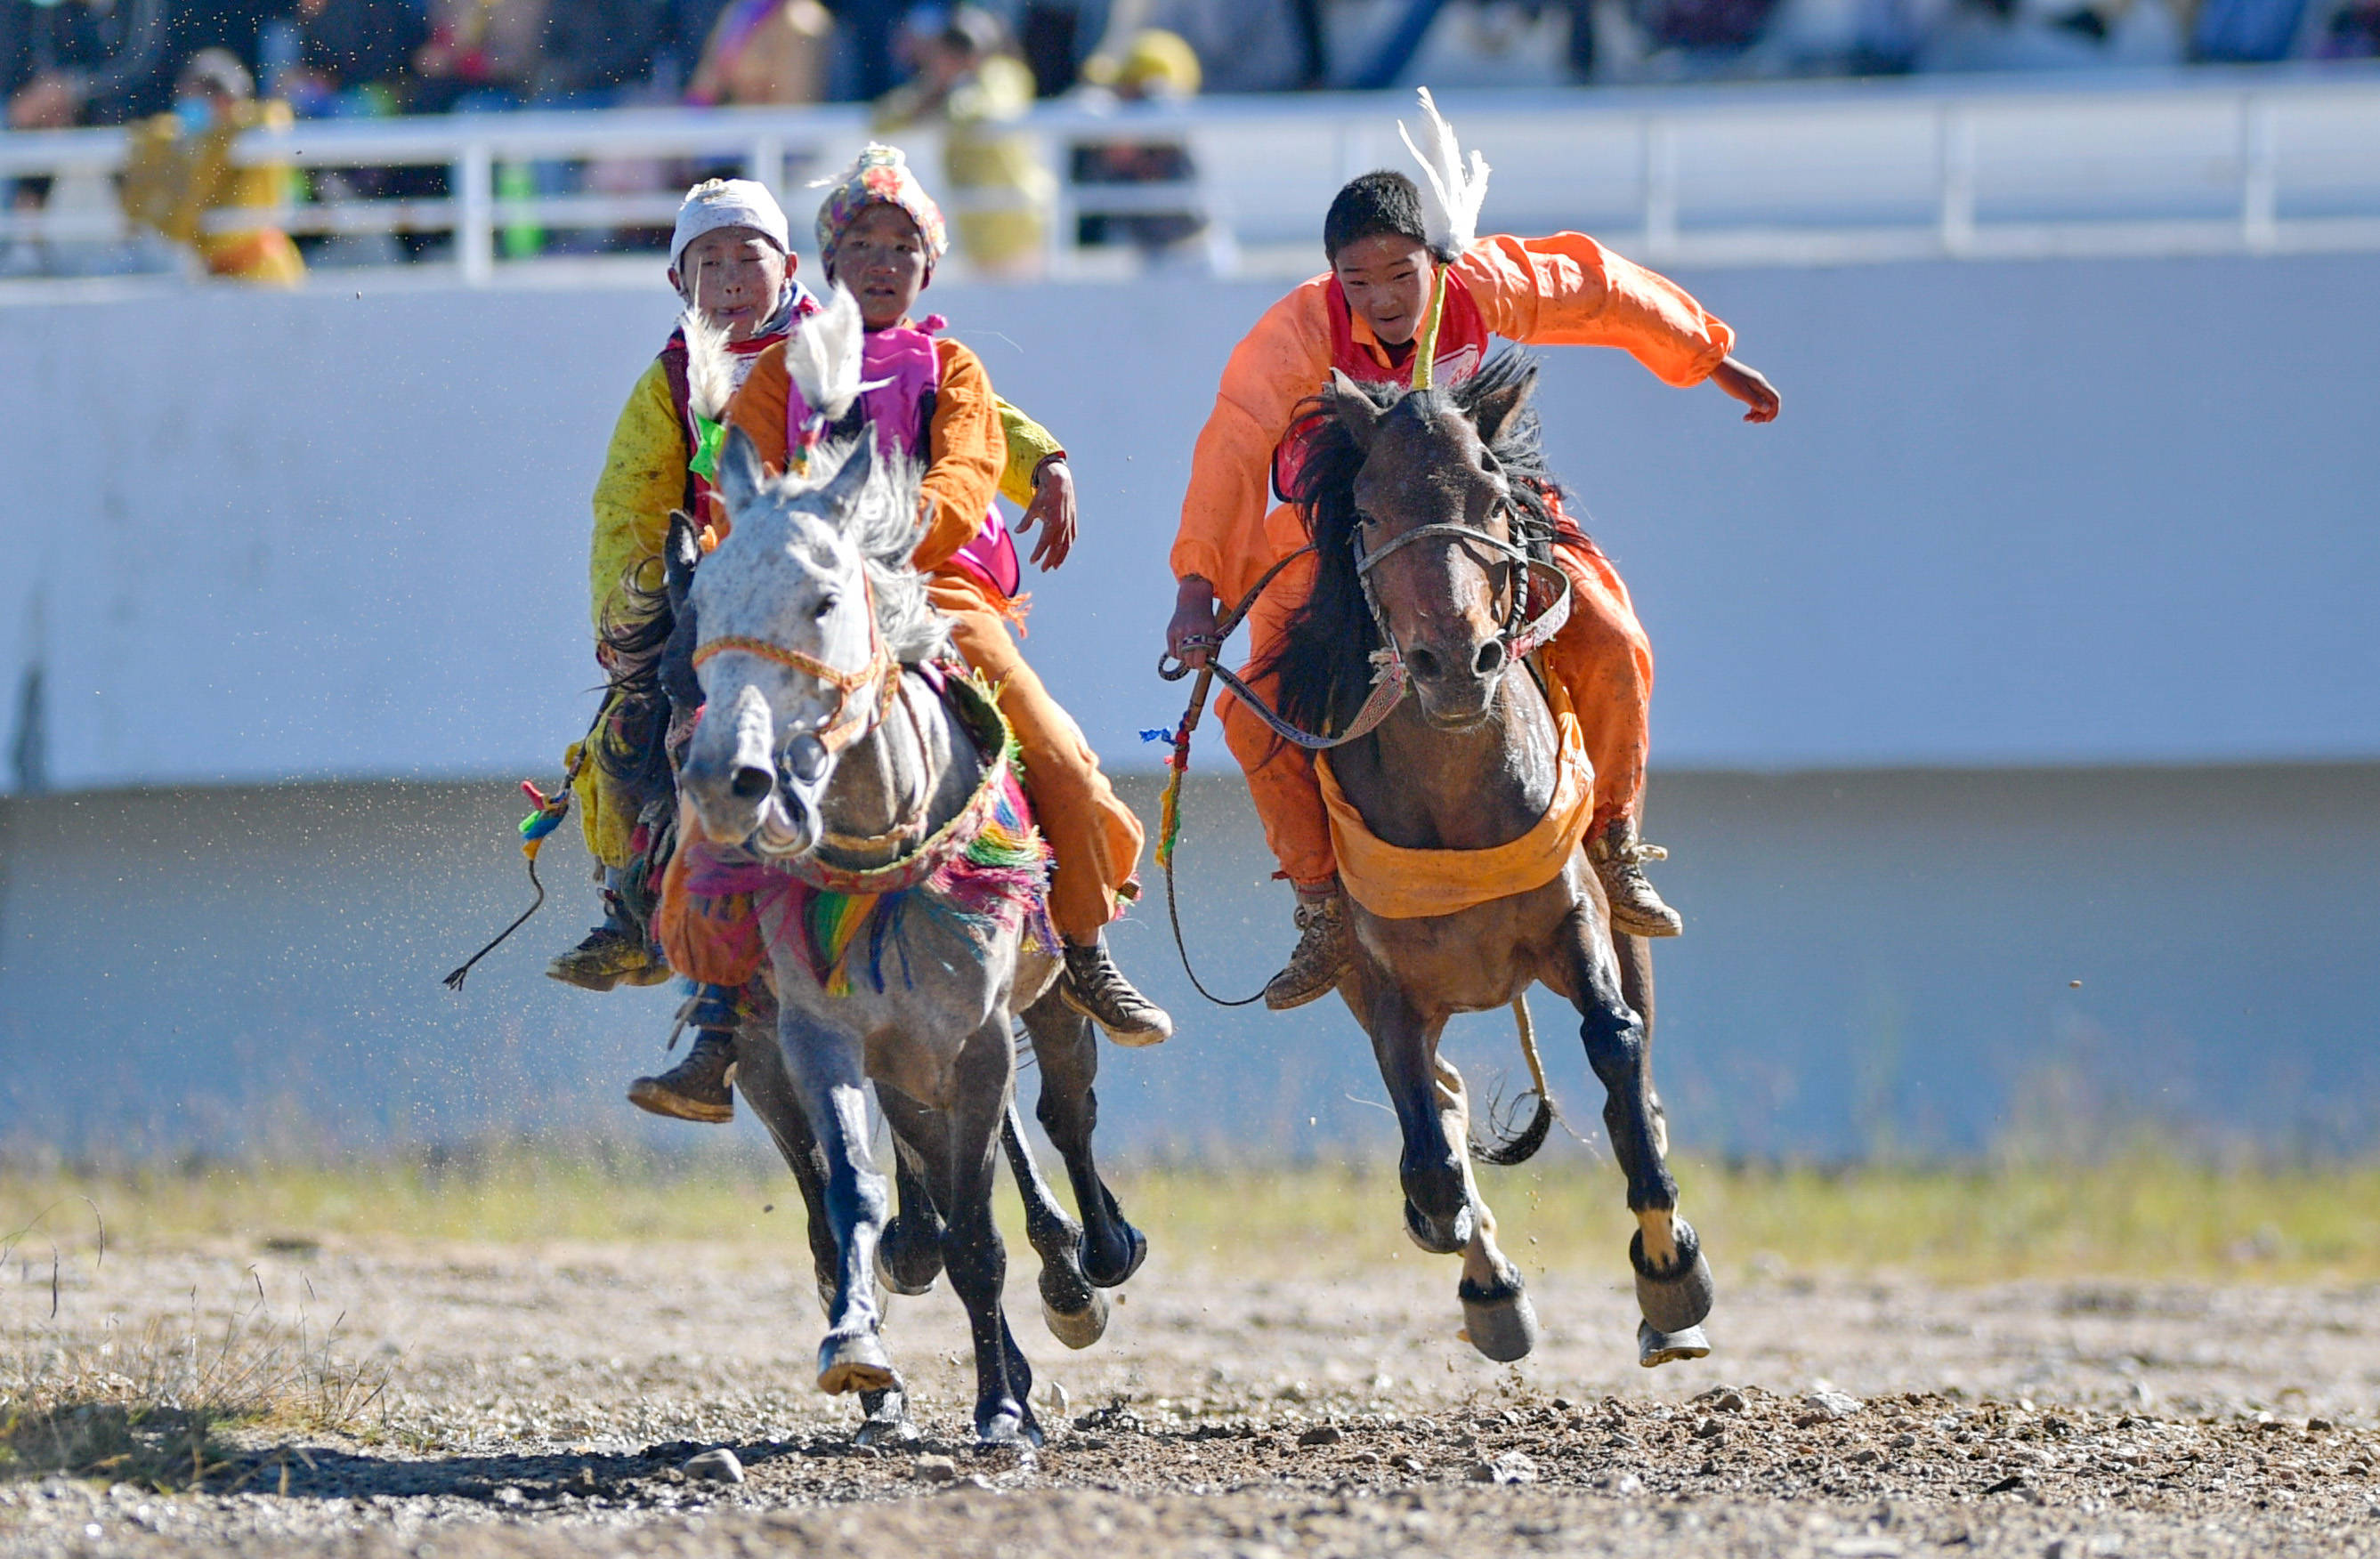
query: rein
1151 513 1572 1008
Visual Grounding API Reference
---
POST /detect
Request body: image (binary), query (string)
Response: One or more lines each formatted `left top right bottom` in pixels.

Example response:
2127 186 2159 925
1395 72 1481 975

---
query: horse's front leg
1560 907 1713 1366
1018 987 1147 1290
773 1000 897 1397
1344 963 1470 1256
1430 1055 1541 1363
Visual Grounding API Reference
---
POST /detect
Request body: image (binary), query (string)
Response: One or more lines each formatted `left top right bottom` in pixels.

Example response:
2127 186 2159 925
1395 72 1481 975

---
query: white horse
673 400 1104 1446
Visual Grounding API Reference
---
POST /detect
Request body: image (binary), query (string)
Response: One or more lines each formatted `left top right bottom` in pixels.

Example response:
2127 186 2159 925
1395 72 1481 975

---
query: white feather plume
676 305 736 423
1396 87 1490 261
782 280 867 424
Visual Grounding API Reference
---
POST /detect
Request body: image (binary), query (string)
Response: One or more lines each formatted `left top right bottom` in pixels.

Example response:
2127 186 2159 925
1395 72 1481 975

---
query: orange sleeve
915 338 1006 575
1451 233 1734 389
1171 279 1334 605
723 343 793 474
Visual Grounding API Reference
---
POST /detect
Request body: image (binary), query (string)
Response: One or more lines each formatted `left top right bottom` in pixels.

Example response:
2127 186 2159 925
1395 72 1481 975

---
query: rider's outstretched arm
1453 232 1735 388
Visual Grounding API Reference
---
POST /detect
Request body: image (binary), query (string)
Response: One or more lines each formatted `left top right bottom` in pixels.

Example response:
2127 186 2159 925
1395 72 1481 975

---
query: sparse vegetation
4 1145 2377 1285
1 1203 389 1490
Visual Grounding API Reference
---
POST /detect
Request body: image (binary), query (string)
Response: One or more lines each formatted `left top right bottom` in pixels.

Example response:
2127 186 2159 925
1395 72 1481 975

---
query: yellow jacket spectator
120 51 304 286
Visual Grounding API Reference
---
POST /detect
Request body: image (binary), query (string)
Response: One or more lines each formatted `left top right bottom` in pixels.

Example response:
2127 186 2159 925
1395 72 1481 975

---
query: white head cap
669 178 791 271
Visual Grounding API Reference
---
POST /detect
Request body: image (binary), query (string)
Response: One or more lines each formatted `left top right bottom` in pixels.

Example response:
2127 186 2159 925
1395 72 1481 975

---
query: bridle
690 575 901 759
1352 512 1574 683
689 574 932 857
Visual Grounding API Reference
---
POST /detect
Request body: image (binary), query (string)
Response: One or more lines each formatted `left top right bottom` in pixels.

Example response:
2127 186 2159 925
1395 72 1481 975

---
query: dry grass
5 1146 2378 1288
0 1203 389 1490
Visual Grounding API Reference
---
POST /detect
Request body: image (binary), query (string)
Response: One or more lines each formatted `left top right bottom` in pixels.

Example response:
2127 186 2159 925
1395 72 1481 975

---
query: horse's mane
593 433 948 796
1260 350 1562 739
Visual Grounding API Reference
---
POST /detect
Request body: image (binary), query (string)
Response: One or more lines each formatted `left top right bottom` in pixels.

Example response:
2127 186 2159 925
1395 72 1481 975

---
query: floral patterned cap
814 143 949 267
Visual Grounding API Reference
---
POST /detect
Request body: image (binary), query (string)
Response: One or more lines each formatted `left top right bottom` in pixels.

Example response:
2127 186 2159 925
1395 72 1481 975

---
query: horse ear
814 433 876 522
1326 368 1385 450
716 424 766 519
664 510 701 609
1470 361 1538 448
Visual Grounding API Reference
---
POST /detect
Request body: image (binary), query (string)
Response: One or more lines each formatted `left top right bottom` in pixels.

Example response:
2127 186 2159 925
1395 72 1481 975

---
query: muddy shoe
1060 940 1172 1046
627 1029 737 1124
547 898 671 992
1590 818 1683 939
1263 891 1350 1012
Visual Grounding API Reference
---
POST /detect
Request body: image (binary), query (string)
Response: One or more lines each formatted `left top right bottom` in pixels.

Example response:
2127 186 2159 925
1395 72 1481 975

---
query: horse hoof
1638 1319 1712 1368
1458 1278 1540 1362
977 1406 1045 1450
816 1331 897 1396
1081 1204 1147 1288
1404 1197 1472 1256
855 1388 919 1446
1630 1217 1716 1334
1041 1288 1109 1351
878 1219 944 1296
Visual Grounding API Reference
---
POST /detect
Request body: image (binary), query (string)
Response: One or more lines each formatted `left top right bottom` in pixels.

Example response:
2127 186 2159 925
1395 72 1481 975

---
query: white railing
2 69 2376 287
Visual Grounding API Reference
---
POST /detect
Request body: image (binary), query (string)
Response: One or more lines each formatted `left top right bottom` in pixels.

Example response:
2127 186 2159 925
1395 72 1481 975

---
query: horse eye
813 594 839 621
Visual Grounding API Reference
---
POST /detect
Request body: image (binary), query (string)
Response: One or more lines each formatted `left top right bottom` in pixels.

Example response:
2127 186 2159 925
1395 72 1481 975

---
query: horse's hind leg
997 1101 1106 1350
1434 1055 1541 1363
1567 912 1712 1365
878 1145 947 1296
1018 989 1146 1288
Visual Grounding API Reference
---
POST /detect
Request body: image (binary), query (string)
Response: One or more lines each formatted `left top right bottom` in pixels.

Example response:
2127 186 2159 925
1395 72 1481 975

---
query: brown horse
1266 351 1713 1367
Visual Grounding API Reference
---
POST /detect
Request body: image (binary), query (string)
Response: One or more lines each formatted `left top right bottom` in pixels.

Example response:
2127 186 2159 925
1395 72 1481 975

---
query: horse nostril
1407 645 1443 682
1474 639 1506 676
729 764 773 800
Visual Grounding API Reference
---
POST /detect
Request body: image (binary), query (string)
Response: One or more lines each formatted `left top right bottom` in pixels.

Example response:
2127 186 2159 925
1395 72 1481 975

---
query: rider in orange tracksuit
1166 157 1781 1012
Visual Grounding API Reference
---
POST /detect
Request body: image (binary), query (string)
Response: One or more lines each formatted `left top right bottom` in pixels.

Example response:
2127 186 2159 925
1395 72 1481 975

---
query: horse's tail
1469 996 1555 1167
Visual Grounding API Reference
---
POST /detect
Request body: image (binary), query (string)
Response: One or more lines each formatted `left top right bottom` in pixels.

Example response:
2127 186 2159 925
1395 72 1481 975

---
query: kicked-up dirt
4 1227 2377 1558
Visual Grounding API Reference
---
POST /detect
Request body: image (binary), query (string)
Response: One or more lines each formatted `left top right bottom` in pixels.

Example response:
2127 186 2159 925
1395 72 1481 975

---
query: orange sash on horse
1316 674 1597 920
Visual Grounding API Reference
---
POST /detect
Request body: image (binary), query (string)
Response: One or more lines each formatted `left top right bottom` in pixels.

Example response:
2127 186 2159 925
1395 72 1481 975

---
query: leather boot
546 891 671 992
1264 889 1351 1012
627 986 739 1124
1061 939 1173 1046
1590 816 1683 938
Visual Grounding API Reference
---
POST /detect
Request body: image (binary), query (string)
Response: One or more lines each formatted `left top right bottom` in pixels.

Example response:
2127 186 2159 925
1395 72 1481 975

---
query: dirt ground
4 1226 2378 1559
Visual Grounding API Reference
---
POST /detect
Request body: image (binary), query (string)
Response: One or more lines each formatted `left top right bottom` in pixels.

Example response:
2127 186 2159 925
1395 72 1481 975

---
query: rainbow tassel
516 780 571 859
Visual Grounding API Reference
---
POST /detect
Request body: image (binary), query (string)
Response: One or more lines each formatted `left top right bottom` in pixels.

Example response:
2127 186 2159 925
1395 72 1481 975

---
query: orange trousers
1218 532 1651 893
930 574 1143 944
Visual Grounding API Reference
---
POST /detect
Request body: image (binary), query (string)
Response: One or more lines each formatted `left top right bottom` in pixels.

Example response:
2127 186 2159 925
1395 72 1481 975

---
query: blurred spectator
2317 0 2380 51
411 0 547 112
268 0 427 117
1070 30 1226 266
875 7 1052 275
4 0 167 127
1920 0 2182 69
686 0 834 103
539 0 668 101
2188 0 2309 57
119 48 304 284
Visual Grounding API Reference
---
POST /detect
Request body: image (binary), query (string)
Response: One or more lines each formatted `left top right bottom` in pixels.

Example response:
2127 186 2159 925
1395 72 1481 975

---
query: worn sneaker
546 896 671 992
1060 940 1172 1046
627 1028 737 1124
1263 892 1351 1012
1589 817 1683 938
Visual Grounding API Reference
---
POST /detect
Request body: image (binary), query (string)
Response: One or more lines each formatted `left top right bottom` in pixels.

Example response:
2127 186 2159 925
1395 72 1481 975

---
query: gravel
4 1239 2376 1558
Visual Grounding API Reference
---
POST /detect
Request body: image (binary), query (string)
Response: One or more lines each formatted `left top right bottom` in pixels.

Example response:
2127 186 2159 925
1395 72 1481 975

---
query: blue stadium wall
2 251 2376 1159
